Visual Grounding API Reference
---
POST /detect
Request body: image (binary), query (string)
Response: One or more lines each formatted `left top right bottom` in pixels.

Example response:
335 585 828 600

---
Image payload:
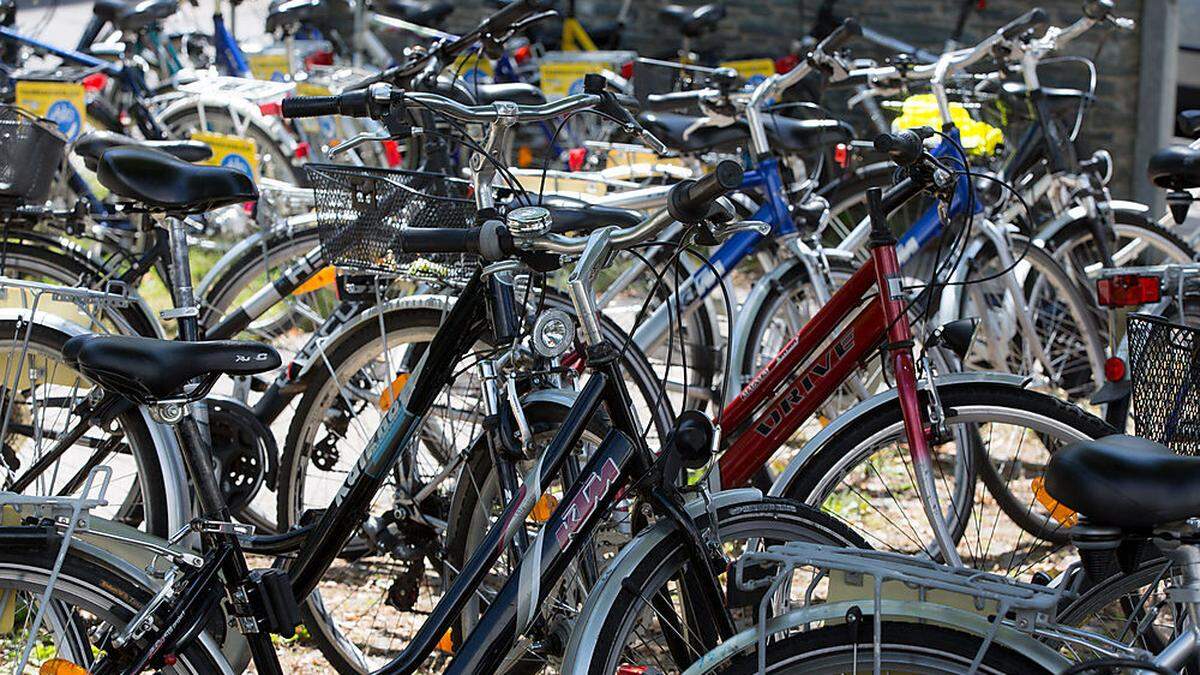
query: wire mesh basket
1127 313 1200 453
0 104 67 204
305 163 477 275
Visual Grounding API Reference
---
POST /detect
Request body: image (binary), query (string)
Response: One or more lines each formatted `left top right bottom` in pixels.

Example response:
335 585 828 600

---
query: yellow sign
190 131 259 182
248 53 291 82
447 54 494 82
540 61 615 99
720 58 776 85
15 80 86 141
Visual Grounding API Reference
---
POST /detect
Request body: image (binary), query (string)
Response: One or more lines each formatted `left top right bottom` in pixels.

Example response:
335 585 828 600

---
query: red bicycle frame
713 184 959 561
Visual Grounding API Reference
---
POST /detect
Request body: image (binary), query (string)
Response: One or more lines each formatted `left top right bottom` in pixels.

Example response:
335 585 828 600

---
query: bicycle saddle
62 334 281 404
96 146 258 213
1147 145 1200 191
637 111 852 155
658 4 726 38
114 0 177 32
74 131 213 172
265 0 327 33
472 83 546 107
92 0 132 22
372 0 453 25
1045 435 1200 528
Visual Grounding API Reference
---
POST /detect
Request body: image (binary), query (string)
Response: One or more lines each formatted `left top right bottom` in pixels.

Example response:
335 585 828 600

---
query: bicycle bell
507 206 553 237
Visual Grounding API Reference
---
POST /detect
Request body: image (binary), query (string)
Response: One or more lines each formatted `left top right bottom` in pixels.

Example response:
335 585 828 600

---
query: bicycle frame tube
717 178 925 488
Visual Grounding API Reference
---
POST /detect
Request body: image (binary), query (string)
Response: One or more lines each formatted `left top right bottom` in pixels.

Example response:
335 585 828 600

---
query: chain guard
208 396 277 511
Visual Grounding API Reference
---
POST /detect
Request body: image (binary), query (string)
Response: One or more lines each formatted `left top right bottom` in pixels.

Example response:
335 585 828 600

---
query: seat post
162 214 201 342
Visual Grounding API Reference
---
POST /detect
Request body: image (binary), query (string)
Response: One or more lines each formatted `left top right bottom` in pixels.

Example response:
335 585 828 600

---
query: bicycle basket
305 164 476 275
1127 313 1200 453
0 104 67 203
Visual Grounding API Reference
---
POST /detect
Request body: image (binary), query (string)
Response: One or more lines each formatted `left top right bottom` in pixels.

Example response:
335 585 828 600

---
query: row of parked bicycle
5 0 1200 673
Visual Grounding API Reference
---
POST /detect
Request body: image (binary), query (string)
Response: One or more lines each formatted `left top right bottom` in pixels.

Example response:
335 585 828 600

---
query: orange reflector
517 145 533 168
437 628 454 654
40 659 88 675
530 494 558 522
1031 476 1077 527
378 373 410 411
293 266 338 296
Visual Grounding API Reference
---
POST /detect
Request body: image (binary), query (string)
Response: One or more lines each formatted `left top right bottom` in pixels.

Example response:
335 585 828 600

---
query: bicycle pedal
245 569 301 638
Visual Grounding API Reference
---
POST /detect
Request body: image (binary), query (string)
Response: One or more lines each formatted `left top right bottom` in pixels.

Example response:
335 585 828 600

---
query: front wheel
775 382 1113 577
564 497 869 674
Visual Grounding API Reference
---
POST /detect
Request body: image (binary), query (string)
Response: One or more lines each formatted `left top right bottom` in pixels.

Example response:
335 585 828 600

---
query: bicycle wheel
442 397 609 672
0 540 223 672
158 104 302 185
776 383 1113 577
701 621 1047 674
198 222 338 339
565 498 869 674
1047 212 1196 293
1055 556 1180 659
277 305 484 673
0 320 168 536
957 233 1106 399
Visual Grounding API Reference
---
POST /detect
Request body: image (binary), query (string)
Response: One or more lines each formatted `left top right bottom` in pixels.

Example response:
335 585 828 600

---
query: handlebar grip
281 91 370 119
668 160 744 224
646 91 703 111
395 222 515 261
480 0 554 36
999 7 1048 39
816 18 861 54
874 129 927 166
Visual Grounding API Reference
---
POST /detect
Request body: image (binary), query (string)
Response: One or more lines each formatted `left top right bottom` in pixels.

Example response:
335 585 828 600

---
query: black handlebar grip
816 18 862 53
668 160 745 224
1000 8 1048 39
281 91 370 119
874 129 926 166
480 0 554 36
396 228 481 255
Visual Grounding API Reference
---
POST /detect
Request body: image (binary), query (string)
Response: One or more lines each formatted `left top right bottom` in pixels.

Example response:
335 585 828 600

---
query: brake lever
330 132 393 158
1108 16 1135 31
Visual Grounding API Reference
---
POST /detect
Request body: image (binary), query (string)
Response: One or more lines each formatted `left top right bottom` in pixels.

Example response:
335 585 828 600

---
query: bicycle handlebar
667 160 744 224
1000 8 1049 39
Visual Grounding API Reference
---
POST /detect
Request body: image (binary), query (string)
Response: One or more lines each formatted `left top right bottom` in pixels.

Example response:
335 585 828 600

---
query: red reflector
259 101 282 116
293 141 310 159
1105 356 1126 382
514 45 531 64
305 50 334 67
567 147 587 172
616 666 652 675
82 72 108 92
775 54 800 74
383 140 402 167
619 60 634 80
1096 274 1161 307
834 143 850 168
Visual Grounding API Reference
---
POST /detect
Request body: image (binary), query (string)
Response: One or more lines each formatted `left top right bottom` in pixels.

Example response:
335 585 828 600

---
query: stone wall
446 0 1153 198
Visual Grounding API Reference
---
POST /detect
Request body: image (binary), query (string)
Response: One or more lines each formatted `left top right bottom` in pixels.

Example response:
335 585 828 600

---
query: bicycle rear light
1104 356 1126 382
1096 274 1160 308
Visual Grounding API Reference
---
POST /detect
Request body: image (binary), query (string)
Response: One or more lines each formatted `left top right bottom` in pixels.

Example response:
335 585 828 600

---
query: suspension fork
866 187 963 567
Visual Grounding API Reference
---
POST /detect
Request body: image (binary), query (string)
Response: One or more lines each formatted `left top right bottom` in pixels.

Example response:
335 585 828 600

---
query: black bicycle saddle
96 146 258 213
74 131 213 172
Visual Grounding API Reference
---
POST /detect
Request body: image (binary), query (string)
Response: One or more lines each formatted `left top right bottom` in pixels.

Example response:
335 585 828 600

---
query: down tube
441 429 640 675
719 299 886 487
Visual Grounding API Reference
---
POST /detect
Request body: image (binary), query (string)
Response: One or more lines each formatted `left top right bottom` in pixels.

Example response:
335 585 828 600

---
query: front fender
767 372 1028 500
680 599 1067 674
561 488 764 674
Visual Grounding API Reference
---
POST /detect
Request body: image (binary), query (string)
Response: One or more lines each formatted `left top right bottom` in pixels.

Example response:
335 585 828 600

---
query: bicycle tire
776 382 1113 572
704 621 1048 674
0 320 168 536
564 497 869 674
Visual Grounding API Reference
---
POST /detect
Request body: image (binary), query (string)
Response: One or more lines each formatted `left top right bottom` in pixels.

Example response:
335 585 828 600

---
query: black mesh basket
1127 313 1200 453
305 163 477 275
0 104 67 204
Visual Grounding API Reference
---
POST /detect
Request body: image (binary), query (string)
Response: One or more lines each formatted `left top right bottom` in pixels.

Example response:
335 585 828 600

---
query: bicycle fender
155 91 298 157
679 599 1067 674
560 488 764 674
766 373 1028 500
